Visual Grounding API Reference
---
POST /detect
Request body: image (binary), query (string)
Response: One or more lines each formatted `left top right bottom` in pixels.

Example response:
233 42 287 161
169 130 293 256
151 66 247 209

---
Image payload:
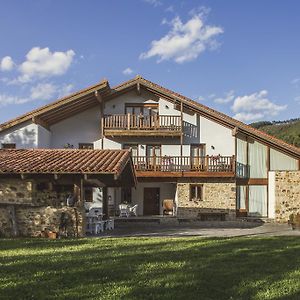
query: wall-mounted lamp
165 105 169 109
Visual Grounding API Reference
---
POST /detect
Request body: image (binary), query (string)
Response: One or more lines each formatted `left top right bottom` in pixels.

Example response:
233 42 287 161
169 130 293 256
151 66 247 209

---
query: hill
250 118 300 147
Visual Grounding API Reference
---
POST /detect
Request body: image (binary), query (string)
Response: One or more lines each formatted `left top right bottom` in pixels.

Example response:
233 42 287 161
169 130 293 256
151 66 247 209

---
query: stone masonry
176 179 236 220
0 178 85 237
275 171 300 223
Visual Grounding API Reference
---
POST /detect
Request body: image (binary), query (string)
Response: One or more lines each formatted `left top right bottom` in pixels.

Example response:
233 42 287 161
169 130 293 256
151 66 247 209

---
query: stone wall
275 171 300 223
176 179 236 220
0 178 85 237
0 179 33 205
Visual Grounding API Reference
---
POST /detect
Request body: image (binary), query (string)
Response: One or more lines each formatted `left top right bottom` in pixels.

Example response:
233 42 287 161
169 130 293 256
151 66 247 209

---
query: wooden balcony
132 155 235 178
102 114 182 137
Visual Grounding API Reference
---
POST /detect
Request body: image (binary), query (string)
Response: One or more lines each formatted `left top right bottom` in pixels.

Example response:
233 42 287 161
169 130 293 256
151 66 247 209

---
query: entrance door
143 187 160 215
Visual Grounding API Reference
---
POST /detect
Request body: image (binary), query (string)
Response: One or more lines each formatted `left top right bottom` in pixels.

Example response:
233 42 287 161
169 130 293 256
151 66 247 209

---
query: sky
0 0 300 124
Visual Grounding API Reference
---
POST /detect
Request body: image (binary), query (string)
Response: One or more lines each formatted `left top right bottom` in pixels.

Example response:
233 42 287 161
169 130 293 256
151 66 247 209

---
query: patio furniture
129 204 138 216
119 204 130 217
86 207 104 234
106 219 115 230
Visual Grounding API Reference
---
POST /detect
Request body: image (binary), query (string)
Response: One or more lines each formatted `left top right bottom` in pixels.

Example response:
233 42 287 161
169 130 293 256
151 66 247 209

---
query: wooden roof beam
95 90 103 104
32 116 50 131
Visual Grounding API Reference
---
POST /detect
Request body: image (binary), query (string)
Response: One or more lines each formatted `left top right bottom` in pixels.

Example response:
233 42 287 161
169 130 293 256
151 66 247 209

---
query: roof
0 75 299 159
0 149 133 176
0 79 110 131
110 76 300 159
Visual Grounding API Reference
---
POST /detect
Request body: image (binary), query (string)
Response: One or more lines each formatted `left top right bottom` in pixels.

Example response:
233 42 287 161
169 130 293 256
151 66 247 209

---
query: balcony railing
103 114 181 131
132 155 235 173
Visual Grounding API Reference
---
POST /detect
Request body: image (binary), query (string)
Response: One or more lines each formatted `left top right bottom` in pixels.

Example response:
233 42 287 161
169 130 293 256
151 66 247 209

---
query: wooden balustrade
132 155 235 173
103 114 181 131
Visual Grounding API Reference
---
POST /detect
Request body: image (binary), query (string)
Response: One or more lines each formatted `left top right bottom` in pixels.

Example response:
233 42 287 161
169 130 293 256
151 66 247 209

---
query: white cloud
30 82 74 101
140 12 223 63
58 84 74 98
143 0 162 7
0 94 30 107
122 67 134 75
291 78 300 87
17 47 75 83
231 90 287 122
30 83 57 100
0 56 15 71
295 96 300 103
214 90 235 104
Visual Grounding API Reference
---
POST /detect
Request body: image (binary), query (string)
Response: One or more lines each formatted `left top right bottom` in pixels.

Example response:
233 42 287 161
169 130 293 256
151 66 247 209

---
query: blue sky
0 0 300 124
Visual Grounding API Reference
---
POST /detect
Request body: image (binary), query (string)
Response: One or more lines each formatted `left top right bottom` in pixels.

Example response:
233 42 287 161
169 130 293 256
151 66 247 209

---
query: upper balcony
102 114 182 137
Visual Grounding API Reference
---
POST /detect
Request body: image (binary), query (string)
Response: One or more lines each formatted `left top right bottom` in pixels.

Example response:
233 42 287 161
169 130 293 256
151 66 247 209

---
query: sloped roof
0 79 110 131
0 149 133 176
110 76 300 159
0 75 299 159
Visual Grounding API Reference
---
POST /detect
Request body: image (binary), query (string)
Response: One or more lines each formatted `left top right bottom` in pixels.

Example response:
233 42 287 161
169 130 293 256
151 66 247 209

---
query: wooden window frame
146 144 161 157
190 144 206 157
125 103 159 115
1 143 16 149
78 143 94 150
190 184 204 201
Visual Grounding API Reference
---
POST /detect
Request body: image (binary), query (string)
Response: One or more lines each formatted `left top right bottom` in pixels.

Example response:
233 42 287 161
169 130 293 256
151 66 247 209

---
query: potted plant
289 213 300 230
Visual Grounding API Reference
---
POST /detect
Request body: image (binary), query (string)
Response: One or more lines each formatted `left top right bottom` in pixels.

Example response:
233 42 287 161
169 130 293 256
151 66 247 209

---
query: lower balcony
132 155 235 178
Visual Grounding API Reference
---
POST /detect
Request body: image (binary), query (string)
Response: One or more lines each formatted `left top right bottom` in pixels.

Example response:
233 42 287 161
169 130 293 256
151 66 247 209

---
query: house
0 76 299 236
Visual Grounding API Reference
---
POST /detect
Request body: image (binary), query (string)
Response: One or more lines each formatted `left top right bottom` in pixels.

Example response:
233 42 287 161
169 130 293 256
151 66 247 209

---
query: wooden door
143 187 160 215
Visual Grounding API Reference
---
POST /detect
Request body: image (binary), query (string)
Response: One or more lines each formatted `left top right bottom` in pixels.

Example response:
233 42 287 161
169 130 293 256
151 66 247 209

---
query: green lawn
1 237 300 300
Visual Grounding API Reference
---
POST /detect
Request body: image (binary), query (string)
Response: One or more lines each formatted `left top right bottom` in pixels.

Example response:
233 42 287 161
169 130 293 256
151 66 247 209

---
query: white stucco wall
104 90 157 115
50 107 101 148
37 125 51 148
200 116 235 156
0 121 38 148
268 171 276 219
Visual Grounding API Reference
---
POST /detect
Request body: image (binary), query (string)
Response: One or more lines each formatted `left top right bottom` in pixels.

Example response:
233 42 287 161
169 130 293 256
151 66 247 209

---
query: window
79 143 94 150
84 187 93 202
125 103 158 116
190 185 203 201
1 143 16 149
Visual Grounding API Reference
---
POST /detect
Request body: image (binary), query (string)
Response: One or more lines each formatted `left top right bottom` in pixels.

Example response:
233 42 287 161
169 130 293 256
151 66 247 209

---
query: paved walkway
100 222 300 238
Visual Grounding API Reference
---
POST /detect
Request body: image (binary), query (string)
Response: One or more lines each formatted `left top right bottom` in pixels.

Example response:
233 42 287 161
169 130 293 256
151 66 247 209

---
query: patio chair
119 204 129 217
129 204 138 217
106 219 115 230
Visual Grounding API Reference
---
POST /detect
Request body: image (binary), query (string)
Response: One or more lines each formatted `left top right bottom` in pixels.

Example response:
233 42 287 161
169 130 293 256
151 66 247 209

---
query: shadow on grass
1 237 300 299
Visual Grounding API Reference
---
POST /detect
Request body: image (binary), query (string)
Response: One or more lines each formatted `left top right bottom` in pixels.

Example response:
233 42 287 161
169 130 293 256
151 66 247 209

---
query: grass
1 237 300 300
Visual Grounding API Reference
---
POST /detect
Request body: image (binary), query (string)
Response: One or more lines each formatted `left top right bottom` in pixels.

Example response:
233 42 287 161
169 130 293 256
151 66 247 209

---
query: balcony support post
180 101 183 170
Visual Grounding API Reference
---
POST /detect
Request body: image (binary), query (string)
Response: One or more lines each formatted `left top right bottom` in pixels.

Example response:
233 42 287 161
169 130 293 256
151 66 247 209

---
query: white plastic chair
106 219 115 230
129 204 138 217
119 204 129 217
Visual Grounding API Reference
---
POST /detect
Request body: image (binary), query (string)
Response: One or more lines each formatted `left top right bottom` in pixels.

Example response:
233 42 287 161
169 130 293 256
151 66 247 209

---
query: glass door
146 145 161 170
191 144 206 170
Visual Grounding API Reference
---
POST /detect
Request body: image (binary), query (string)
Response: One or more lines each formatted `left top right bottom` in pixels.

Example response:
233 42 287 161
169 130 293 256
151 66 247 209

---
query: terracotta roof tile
0 149 132 175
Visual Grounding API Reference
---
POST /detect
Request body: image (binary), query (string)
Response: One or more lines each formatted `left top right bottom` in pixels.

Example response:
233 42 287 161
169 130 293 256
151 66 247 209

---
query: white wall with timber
50 107 101 149
0 121 38 148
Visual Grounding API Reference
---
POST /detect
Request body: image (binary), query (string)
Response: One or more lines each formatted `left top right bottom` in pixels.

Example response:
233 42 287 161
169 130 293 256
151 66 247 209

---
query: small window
79 143 94 150
190 184 203 201
2 143 16 149
36 182 49 191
